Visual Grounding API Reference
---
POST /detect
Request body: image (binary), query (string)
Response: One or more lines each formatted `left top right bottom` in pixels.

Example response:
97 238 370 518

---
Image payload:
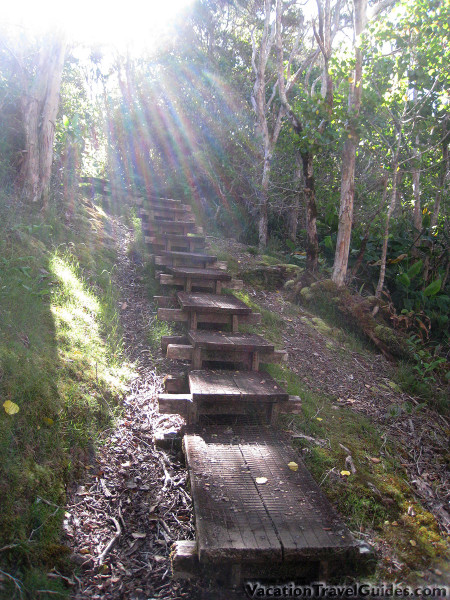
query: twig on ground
98 516 121 565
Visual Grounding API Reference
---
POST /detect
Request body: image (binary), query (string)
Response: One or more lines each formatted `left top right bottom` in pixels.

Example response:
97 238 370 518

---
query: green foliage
0 193 134 594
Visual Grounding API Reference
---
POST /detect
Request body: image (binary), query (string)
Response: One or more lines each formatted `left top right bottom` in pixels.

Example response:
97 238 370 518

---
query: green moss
0 193 135 595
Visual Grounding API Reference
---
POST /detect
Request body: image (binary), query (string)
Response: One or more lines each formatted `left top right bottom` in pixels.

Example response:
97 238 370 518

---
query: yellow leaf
348 77 354 83
255 477 268 485
3 400 19 415
410 540 417 547
340 470 351 477
288 462 298 472
43 417 54 426
316 417 323 421
388 253 407 264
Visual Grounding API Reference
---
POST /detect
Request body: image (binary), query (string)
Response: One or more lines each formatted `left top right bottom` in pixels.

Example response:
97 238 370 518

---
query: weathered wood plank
154 295 178 308
188 370 288 402
184 434 282 563
157 308 188 323
163 373 187 393
161 335 188 352
184 423 362 566
166 344 193 361
188 331 274 352
177 293 252 315
158 393 193 416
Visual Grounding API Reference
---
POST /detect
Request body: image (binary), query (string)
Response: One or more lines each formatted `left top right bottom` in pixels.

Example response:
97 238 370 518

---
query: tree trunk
333 134 358 285
332 0 367 286
259 148 271 248
411 130 421 256
374 132 402 301
349 177 388 280
412 164 421 255
20 94 40 202
39 39 67 207
287 157 302 242
20 35 67 206
431 123 449 229
301 151 319 271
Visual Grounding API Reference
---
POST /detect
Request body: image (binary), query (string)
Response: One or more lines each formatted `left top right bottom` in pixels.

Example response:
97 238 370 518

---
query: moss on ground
263 363 449 582
0 193 135 597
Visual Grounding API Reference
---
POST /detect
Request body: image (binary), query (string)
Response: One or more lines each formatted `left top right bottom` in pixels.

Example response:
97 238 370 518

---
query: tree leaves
423 278 441 297
3 400 19 415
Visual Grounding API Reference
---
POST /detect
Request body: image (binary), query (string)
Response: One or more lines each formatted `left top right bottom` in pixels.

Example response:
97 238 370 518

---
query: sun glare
1 0 194 51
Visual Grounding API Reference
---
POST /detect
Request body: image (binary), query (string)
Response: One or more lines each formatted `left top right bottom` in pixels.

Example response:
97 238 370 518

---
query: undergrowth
264 363 448 583
0 192 135 597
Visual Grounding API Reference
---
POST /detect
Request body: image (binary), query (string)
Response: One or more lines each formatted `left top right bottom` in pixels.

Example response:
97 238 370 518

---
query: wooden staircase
138 195 373 584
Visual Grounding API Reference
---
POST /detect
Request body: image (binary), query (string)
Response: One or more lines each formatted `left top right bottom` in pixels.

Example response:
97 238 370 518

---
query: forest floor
65 220 449 600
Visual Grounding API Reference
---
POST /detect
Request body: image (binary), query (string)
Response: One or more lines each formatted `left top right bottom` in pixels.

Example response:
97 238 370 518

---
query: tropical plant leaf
407 260 423 280
423 279 441 297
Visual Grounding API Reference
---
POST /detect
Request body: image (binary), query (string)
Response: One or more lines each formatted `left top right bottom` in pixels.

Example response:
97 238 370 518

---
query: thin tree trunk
431 123 448 229
20 94 40 202
39 38 67 208
20 35 66 205
411 132 421 256
332 0 367 286
287 157 302 242
350 178 388 280
374 132 402 302
259 147 271 248
424 123 448 284
301 151 319 271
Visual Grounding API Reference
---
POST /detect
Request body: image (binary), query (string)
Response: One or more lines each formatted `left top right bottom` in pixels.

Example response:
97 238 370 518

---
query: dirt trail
212 236 450 538
66 220 232 599
65 223 448 598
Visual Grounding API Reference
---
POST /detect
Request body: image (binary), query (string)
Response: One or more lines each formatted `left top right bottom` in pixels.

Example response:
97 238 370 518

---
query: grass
263 363 449 583
0 192 135 597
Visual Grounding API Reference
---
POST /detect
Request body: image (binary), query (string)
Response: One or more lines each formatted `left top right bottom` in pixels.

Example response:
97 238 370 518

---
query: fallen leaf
434 569 442 576
131 532 146 539
3 400 19 415
370 457 381 464
43 417 54 426
121 302 127 310
288 462 298 472
410 540 417 547
316 417 323 421
340 470 351 477
255 477 268 485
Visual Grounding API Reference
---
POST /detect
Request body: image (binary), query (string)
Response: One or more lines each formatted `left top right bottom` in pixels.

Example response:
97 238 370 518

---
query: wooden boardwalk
184 419 363 576
137 195 372 583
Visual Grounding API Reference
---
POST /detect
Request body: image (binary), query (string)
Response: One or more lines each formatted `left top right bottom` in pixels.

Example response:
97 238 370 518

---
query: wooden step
160 267 232 293
154 295 178 308
166 344 193 361
140 208 195 221
136 197 183 207
182 422 368 580
157 307 261 327
147 233 206 253
158 393 193 416
161 335 188 352
144 221 200 235
156 251 218 269
188 370 288 402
